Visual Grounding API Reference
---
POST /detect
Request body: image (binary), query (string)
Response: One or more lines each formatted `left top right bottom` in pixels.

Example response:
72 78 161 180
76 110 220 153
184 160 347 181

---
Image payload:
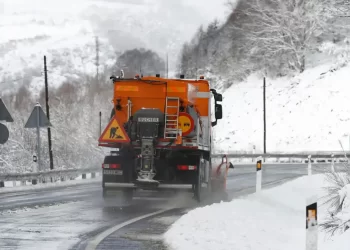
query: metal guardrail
211 152 349 159
0 167 101 182
0 152 348 183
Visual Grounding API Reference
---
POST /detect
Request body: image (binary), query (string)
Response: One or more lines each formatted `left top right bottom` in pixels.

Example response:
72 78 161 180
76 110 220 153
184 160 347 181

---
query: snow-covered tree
0 71 113 173
320 157 350 235
229 0 338 75
177 0 350 87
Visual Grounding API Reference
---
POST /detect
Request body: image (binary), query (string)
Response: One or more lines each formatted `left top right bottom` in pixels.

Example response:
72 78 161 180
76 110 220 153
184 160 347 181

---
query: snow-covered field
0 0 229 93
213 59 350 153
164 174 350 250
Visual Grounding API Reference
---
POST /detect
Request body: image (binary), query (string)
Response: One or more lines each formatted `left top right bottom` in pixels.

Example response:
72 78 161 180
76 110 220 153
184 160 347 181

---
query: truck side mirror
215 104 222 120
215 93 222 102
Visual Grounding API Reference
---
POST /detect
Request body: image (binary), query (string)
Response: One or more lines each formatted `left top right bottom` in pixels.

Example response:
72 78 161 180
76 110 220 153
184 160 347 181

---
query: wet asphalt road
0 162 337 250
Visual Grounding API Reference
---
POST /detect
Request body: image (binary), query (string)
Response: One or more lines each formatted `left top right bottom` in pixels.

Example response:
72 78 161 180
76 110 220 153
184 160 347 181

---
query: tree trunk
300 54 305 73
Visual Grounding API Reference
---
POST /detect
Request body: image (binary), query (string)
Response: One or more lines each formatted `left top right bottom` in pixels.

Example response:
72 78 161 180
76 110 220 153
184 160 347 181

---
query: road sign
25 103 52 128
178 112 194 136
0 98 14 122
24 103 52 172
99 117 130 143
0 123 9 144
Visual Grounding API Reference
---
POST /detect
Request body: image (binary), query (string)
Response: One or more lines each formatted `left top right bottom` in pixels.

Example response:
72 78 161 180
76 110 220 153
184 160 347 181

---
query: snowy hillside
0 0 229 93
213 59 350 153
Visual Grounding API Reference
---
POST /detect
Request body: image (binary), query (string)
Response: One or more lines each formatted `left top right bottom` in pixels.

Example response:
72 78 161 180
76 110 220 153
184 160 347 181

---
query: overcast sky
0 0 233 75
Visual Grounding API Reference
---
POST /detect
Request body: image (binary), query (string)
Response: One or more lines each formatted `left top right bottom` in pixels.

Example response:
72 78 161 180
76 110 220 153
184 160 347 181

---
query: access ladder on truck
164 97 180 139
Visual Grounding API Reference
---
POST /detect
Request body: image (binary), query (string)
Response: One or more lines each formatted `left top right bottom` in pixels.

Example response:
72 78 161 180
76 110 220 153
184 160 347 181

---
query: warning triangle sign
99 117 130 143
24 103 52 128
0 98 14 122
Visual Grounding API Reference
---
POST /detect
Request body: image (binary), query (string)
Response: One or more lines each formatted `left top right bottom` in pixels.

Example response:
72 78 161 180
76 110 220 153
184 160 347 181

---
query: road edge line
85 209 171 250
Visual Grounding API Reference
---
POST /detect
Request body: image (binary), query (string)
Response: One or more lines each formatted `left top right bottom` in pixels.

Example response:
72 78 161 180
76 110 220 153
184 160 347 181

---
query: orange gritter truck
98 73 233 203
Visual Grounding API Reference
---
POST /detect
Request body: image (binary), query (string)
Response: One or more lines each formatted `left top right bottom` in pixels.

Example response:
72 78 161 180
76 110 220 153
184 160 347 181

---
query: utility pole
95 36 100 84
263 77 267 154
99 111 102 137
44 56 54 170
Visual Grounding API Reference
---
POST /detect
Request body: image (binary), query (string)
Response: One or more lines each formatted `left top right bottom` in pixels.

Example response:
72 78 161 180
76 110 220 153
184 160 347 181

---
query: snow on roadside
164 174 350 250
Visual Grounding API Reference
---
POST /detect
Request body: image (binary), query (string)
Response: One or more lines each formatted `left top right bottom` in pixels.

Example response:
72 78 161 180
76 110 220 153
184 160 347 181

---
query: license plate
103 169 123 175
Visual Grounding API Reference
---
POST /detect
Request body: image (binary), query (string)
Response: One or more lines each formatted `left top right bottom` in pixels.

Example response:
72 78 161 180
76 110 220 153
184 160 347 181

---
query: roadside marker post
331 154 335 172
306 195 318 250
256 156 262 193
308 155 312 176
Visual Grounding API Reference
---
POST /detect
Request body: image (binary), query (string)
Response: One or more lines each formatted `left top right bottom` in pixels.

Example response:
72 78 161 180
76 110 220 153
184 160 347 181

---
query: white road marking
123 233 164 241
85 209 171 250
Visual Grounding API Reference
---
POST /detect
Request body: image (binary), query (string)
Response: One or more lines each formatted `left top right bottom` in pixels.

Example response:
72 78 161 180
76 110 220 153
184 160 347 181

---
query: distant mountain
0 0 229 94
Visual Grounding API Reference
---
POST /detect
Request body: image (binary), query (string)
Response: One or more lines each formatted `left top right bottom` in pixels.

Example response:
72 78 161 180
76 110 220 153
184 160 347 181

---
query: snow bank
164 174 350 250
213 63 350 153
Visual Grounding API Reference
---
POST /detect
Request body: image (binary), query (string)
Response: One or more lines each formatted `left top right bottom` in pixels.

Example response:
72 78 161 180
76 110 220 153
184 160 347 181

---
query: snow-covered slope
0 0 229 93
213 60 350 153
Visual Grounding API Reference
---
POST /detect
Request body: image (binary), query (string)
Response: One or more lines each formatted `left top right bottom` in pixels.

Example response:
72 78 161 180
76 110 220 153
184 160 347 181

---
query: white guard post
331 154 335 172
308 155 312 176
256 156 262 193
306 195 318 250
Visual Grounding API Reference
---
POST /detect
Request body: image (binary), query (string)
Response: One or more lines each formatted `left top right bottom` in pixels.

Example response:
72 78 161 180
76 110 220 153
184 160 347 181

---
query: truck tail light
177 165 197 171
102 163 121 169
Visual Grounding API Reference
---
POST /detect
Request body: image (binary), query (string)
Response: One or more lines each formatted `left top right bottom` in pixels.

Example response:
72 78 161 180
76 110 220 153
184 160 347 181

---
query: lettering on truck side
137 117 160 122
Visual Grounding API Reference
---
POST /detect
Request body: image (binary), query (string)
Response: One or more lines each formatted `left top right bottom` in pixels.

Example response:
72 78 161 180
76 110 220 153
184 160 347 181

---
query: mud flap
211 155 232 202
102 154 134 206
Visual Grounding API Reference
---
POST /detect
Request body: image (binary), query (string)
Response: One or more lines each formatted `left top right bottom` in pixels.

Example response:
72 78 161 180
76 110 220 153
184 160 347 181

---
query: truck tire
207 158 212 193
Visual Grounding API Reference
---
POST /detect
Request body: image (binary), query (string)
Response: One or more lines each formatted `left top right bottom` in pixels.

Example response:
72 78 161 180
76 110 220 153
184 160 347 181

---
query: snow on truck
98 73 233 203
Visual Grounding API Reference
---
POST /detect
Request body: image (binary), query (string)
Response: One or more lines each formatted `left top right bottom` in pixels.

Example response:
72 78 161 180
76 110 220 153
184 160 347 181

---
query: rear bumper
104 182 193 191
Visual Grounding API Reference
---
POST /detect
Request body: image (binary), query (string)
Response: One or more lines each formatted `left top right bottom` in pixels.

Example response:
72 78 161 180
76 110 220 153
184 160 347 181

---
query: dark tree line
115 48 166 78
